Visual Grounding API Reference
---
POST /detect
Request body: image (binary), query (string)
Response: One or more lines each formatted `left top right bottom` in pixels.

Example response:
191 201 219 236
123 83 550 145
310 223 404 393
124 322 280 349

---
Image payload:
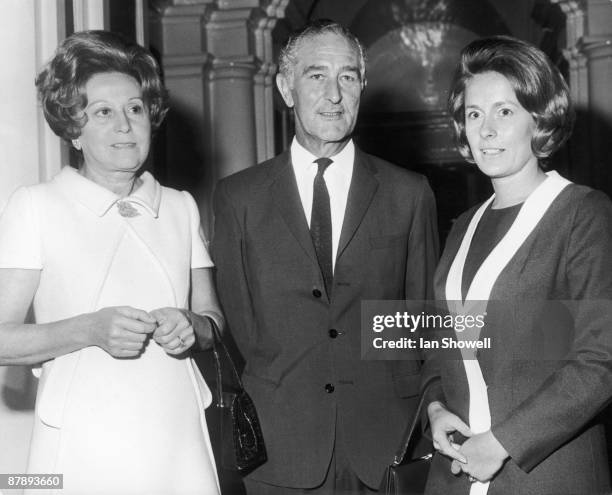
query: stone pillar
252 0 288 162
149 0 215 233
149 0 286 231
553 0 612 194
205 3 259 179
552 0 591 184
72 0 109 30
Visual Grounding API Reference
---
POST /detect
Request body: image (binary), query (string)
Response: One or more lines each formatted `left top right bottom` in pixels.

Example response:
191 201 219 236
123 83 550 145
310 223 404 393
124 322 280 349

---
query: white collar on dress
446 170 571 307
53 166 162 218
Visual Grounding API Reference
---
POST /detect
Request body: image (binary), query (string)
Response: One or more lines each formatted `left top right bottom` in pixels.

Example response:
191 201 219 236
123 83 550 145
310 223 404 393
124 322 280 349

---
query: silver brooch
117 201 140 218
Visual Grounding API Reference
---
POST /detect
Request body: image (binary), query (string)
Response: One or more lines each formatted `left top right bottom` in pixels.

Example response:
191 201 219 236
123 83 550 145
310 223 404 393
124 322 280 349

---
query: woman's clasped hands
150 307 197 355
86 306 199 357
428 401 509 483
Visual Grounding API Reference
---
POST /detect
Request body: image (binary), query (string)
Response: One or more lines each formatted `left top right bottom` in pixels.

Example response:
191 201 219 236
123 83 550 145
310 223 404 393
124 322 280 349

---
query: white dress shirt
290 137 354 271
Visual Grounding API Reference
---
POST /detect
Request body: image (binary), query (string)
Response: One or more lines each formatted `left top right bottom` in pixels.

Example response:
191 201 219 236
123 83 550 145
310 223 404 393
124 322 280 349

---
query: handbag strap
209 317 244 407
392 378 437 466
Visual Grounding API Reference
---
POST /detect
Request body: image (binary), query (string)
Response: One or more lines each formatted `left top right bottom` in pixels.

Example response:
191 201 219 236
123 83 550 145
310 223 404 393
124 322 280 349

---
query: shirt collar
290 138 355 173
53 166 162 218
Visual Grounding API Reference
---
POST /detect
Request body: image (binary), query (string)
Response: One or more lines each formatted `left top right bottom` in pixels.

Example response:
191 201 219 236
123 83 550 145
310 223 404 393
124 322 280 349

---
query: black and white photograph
1 1 611 494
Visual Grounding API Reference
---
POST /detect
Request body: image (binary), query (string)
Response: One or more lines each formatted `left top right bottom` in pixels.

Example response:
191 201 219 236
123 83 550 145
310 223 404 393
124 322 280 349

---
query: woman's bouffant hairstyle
448 35 574 163
36 30 168 141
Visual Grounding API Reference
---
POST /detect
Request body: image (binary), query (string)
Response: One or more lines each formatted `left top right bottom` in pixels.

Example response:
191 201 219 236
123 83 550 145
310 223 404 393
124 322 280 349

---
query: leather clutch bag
210 320 268 474
381 383 435 494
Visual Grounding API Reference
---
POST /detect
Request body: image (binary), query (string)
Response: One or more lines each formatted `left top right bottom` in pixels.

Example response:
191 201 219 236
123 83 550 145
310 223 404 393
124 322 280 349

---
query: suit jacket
423 184 612 495
212 147 439 488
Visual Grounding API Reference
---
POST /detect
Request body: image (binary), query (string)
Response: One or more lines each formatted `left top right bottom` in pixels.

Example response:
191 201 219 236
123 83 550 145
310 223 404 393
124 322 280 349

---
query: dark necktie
311 157 333 296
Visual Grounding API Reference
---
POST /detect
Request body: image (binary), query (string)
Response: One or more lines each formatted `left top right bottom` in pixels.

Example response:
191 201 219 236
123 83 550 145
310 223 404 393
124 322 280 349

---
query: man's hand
427 401 472 464
451 430 509 482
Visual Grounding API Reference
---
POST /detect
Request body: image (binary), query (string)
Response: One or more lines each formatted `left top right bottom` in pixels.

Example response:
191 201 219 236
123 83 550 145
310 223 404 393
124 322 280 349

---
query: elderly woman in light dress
0 31 222 495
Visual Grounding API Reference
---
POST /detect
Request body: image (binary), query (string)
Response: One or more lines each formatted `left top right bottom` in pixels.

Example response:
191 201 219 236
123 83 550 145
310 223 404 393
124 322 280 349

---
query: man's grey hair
278 19 366 82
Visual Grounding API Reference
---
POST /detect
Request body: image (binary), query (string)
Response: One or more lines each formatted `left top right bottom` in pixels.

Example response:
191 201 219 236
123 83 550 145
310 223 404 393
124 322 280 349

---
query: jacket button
312 288 322 298
328 329 338 338
324 383 335 393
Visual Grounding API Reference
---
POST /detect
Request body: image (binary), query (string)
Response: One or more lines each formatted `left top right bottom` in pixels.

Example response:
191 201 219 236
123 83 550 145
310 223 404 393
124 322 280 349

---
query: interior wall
0 1 42 209
0 0 107 479
0 0 43 479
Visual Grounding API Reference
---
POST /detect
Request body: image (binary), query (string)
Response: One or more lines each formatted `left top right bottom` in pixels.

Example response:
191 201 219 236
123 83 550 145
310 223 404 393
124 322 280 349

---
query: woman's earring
72 139 81 150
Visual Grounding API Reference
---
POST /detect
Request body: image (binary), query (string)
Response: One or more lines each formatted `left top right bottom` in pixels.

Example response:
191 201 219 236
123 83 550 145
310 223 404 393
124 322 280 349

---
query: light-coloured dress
0 167 220 495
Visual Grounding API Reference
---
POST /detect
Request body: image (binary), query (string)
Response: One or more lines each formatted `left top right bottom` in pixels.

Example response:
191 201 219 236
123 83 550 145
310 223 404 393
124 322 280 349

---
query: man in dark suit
212 20 439 494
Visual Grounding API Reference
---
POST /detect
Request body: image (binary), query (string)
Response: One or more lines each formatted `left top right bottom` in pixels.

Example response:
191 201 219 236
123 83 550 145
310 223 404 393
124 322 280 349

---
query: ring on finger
177 335 185 347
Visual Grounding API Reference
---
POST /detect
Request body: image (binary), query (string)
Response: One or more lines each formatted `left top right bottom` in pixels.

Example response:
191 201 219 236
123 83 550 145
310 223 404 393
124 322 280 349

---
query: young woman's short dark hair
448 35 574 163
36 30 168 140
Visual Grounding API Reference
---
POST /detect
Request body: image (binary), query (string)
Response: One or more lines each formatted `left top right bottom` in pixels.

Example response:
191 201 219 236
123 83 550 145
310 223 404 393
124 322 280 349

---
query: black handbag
382 387 434 495
210 319 267 474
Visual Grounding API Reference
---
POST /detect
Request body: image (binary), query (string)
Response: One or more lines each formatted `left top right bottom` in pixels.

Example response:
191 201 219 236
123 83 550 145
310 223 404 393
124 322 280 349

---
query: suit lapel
270 153 318 263
337 150 379 261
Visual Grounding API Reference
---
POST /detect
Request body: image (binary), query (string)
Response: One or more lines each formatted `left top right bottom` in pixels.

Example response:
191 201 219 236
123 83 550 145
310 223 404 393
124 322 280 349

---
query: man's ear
276 73 294 108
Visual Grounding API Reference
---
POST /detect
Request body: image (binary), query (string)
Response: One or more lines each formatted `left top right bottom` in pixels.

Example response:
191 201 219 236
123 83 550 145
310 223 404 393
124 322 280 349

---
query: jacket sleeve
405 176 440 302
491 190 612 472
211 178 255 356
393 176 441 398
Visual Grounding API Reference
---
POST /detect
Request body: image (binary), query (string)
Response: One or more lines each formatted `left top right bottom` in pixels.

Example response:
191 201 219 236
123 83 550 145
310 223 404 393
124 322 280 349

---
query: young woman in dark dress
422 36 612 495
